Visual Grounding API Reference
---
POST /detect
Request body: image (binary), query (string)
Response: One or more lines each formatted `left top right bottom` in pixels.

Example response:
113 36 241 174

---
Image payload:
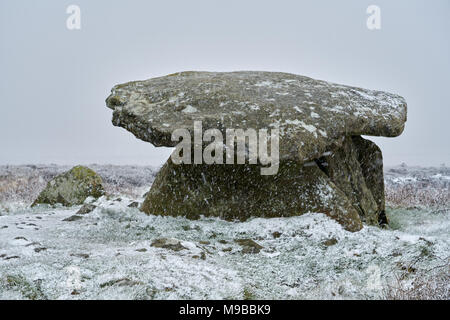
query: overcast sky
1 0 449 166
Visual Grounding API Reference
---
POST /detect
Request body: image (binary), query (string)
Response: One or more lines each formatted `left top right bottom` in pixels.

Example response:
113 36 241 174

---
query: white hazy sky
1 0 449 166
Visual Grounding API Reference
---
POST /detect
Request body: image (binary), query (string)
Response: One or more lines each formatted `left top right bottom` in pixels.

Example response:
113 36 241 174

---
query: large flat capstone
106 71 406 162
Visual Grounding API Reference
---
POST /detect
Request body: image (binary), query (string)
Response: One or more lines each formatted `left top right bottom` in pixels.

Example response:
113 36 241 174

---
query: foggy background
1 0 449 167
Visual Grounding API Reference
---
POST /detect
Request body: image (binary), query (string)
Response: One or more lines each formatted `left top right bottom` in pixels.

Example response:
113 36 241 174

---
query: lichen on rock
140 154 364 232
31 166 105 207
106 71 407 162
106 71 407 232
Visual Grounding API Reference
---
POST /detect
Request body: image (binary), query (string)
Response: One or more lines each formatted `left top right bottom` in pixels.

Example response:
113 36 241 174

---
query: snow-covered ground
0 164 448 299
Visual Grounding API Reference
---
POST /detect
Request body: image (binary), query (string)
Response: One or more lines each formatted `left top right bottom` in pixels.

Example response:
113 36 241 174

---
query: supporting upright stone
141 155 363 232
318 136 380 225
352 136 387 225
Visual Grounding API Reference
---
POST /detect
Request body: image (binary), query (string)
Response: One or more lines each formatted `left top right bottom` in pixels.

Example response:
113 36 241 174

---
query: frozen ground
0 164 448 299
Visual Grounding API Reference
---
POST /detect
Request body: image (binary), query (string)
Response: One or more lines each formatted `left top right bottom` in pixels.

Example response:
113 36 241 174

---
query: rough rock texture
317 137 385 225
140 136 386 232
234 239 264 254
106 71 407 231
76 203 97 215
151 238 187 251
352 136 387 225
32 166 105 207
106 71 407 162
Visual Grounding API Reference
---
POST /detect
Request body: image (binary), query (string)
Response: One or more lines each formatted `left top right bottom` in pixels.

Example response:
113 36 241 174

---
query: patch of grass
3 275 47 300
384 263 449 300
243 287 256 300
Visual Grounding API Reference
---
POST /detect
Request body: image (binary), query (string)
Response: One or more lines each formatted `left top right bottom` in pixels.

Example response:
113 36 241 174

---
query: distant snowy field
0 164 448 299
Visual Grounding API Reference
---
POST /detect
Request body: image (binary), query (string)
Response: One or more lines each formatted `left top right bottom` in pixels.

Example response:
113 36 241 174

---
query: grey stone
235 239 264 254
63 215 83 222
150 238 187 251
76 203 97 215
322 238 338 247
106 71 407 231
106 71 406 162
32 166 105 207
70 253 90 259
141 155 363 231
128 201 139 208
352 136 387 224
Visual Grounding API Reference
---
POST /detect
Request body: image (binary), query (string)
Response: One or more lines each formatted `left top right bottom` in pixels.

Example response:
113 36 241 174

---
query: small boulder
128 201 139 208
272 232 282 239
63 215 83 222
235 239 264 254
70 253 90 259
322 238 338 247
151 238 186 251
76 203 97 215
32 166 105 207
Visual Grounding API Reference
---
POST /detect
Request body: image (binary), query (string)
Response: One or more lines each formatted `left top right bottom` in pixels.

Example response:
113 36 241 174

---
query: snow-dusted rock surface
0 165 448 299
140 136 386 232
106 71 407 162
106 72 407 230
31 166 105 207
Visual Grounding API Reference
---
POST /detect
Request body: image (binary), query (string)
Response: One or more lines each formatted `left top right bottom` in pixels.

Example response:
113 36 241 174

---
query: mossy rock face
141 143 367 232
32 166 105 207
352 136 387 225
141 136 385 232
319 136 379 225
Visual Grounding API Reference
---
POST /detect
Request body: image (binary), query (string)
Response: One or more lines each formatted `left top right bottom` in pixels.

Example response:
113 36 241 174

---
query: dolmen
106 71 407 232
